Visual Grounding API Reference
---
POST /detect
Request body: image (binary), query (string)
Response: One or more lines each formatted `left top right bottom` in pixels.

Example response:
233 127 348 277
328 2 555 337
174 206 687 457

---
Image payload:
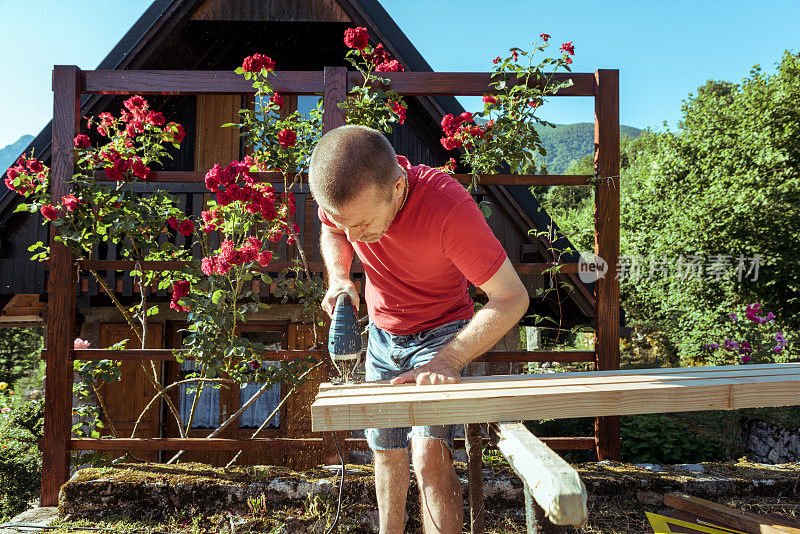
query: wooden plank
94 170 592 187
52 348 325 361
489 422 587 527
316 364 800 397
84 70 324 95
346 71 595 97
593 68 621 461
40 65 80 508
69 437 324 451
665 492 800 534
310 366 800 431
81 70 595 97
76 259 584 276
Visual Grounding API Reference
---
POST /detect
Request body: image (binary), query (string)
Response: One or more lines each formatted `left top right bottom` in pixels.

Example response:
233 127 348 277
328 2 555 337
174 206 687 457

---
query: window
238 330 283 429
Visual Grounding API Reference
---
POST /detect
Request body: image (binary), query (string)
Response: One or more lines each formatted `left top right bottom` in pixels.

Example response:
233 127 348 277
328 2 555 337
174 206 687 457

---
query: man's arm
319 223 360 317
390 257 529 385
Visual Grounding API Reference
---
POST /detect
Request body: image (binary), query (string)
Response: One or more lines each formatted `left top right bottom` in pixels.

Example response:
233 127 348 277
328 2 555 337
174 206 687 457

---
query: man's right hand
321 279 360 318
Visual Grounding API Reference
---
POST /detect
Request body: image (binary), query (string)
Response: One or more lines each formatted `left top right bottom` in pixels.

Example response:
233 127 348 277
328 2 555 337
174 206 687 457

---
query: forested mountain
1 135 34 173
533 122 643 174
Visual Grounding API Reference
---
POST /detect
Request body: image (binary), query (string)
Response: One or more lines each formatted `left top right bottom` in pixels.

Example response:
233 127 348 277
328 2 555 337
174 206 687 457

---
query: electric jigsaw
328 293 363 383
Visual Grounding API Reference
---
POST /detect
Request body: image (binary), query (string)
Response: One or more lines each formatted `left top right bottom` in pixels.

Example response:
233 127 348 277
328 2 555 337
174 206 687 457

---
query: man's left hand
390 359 462 386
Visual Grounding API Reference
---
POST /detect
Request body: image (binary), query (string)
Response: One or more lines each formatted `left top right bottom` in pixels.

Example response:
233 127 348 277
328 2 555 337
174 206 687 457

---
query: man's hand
321 279 360 318
390 357 462 386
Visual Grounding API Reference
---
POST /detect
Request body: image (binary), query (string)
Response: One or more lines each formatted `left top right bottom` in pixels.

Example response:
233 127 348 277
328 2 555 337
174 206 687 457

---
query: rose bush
439 34 575 186
338 27 408 133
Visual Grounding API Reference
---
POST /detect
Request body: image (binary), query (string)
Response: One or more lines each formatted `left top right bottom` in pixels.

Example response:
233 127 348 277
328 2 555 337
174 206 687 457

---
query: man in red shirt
309 124 529 534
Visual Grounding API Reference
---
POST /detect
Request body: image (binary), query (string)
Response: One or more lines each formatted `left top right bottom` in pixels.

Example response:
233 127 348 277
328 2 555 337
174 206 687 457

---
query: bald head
308 125 400 211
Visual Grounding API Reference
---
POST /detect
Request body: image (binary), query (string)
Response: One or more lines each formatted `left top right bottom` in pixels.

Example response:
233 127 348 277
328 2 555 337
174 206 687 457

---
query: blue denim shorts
364 317 470 454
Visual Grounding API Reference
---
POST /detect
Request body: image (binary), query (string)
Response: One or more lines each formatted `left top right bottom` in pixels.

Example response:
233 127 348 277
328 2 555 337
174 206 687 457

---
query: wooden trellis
39 65 619 506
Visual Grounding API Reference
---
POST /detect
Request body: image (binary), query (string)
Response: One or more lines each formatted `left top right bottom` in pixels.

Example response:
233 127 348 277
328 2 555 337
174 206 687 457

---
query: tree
618 51 800 362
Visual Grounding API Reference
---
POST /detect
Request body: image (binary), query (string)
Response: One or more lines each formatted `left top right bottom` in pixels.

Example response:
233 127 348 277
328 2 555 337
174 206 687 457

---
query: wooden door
96 323 163 462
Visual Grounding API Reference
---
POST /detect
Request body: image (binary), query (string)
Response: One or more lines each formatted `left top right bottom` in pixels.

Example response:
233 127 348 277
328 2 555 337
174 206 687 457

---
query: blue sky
1 0 798 149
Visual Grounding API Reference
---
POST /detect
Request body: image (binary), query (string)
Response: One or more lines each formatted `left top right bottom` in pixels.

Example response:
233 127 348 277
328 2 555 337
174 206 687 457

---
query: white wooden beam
490 422 587 527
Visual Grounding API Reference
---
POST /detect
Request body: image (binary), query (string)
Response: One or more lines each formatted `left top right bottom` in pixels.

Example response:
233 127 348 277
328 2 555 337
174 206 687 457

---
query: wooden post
40 65 81 506
593 69 620 461
465 423 485 534
321 65 349 466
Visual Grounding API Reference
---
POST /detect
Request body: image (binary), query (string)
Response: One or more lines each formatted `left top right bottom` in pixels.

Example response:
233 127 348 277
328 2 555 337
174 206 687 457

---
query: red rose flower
559 41 575 55
178 219 195 237
482 95 497 105
215 259 231 275
27 159 43 173
167 217 180 231
40 204 58 220
540 33 551 42
99 112 115 127
257 251 273 267
493 56 501 64
343 27 369 50
120 110 133 122
511 50 519 62
146 111 165 126
242 53 276 73
368 43 390 67
441 137 462 151
270 93 284 110
278 129 297 147
387 101 406 124
123 95 147 113
6 167 18 181
565 56 573 65
165 122 185 143
131 157 150 180
97 126 107 137
201 257 216 276
204 164 223 192
62 194 80 211
73 134 91 148
375 60 404 72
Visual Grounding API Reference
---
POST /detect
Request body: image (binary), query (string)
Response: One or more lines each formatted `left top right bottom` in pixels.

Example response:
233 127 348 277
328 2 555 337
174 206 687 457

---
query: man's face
324 174 405 243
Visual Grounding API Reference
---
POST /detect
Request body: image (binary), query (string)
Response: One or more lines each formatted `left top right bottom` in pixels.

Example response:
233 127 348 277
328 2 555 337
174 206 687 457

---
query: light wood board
311 364 800 431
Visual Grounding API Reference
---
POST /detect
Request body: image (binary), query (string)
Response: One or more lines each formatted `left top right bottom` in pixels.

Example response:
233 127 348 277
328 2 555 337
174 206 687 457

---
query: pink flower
73 338 91 349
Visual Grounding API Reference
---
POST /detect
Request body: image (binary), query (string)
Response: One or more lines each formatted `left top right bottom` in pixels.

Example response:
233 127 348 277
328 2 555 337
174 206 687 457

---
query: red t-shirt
318 155 507 334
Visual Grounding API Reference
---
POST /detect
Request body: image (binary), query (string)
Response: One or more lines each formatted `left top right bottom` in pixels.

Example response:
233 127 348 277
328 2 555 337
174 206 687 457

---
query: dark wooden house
0 0 625 469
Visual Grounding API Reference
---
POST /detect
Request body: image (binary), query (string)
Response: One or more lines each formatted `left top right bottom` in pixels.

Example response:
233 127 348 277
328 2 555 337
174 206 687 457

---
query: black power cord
324 430 346 534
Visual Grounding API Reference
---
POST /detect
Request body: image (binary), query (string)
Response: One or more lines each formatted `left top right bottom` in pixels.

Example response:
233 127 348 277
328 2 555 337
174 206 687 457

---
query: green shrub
621 414 723 464
0 397 44 521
